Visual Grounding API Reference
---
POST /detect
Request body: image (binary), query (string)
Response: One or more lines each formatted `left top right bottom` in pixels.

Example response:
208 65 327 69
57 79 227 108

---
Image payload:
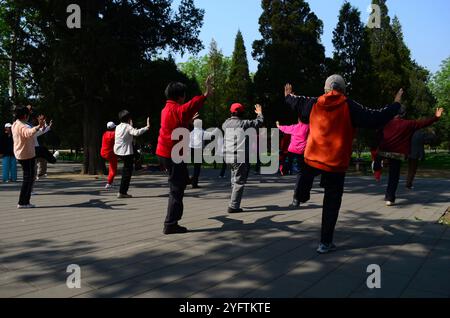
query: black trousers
119 155 134 195
297 163 346 245
293 154 306 200
385 159 402 202
18 158 36 206
219 162 227 177
190 148 202 187
159 156 189 227
35 146 56 164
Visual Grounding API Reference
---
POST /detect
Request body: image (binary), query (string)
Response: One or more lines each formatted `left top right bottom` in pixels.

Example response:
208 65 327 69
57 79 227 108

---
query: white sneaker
105 184 113 190
316 243 337 254
17 204 36 209
386 201 395 206
117 193 133 199
53 151 60 160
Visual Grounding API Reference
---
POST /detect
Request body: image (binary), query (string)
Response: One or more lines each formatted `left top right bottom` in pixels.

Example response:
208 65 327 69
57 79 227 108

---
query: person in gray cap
284 75 403 254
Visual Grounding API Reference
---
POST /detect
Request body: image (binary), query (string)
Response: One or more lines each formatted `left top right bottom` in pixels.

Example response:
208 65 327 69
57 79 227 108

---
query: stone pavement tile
414 223 448 239
0 281 38 298
433 236 450 252
406 267 450 297
18 283 93 298
400 288 448 298
349 271 412 298
244 275 315 298
381 253 427 277
413 250 449 273
299 273 365 298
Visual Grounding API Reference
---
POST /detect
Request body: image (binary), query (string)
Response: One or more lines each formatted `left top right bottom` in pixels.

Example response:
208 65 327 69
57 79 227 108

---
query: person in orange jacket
285 75 403 254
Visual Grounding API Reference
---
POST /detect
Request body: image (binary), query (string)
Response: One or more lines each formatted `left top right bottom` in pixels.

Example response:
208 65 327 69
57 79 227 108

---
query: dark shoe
289 199 300 209
228 207 244 214
163 224 188 235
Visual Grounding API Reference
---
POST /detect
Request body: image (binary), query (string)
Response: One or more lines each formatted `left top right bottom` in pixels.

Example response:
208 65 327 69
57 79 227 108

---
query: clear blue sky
172 0 450 74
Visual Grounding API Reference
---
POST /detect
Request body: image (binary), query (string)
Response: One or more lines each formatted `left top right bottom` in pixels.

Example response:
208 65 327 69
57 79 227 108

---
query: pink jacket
12 120 39 160
278 122 310 155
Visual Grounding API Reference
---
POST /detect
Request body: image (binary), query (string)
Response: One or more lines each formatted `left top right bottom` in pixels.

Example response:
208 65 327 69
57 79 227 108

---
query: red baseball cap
230 103 245 113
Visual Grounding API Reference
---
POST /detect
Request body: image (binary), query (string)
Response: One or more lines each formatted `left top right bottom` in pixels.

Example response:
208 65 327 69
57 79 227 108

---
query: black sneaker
289 199 300 209
228 207 244 214
163 225 188 235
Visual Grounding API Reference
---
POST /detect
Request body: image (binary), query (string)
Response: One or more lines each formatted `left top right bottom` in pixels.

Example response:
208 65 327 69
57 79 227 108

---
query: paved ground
0 163 449 298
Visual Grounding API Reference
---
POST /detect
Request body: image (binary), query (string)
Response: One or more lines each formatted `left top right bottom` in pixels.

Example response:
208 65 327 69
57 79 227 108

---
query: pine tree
253 0 326 124
205 39 231 126
226 30 253 118
367 0 407 106
332 1 375 100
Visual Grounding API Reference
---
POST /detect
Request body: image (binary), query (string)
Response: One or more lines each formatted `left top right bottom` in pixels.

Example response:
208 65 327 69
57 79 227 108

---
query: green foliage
429 57 450 149
0 0 205 174
178 39 231 127
252 0 326 125
226 31 254 119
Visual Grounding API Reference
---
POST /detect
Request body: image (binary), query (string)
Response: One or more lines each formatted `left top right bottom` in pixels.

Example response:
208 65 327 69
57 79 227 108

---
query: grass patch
439 208 450 227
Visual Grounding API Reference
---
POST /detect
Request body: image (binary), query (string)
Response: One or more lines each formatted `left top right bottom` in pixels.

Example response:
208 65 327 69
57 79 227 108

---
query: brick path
0 164 449 298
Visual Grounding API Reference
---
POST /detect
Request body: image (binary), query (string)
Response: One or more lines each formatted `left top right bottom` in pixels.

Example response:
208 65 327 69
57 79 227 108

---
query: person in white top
189 116 219 188
114 110 150 198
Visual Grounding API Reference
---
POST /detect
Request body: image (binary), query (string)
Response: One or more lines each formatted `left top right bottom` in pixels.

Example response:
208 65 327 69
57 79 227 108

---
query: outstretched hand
285 84 293 97
276 121 280 128
37 115 45 128
394 88 404 104
204 75 214 97
255 104 263 115
435 107 444 118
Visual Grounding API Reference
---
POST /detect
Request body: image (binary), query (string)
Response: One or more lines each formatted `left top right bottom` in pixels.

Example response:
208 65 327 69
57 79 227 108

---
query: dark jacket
222 114 264 163
286 92 401 172
0 132 14 157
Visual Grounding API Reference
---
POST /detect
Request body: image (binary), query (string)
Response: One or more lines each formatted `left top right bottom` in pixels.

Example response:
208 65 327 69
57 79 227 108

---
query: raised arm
242 105 264 129
129 117 150 137
348 89 404 129
410 108 444 131
180 75 213 124
284 83 317 122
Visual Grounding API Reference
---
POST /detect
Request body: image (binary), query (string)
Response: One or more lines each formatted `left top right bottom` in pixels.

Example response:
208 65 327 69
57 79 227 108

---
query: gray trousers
229 163 250 209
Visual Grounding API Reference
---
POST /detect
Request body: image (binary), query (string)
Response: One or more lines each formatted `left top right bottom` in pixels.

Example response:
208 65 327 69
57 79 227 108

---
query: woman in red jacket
101 122 118 190
156 76 213 235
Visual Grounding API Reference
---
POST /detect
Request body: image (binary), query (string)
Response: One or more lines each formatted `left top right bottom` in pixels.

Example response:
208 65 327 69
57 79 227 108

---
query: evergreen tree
332 1 376 104
253 0 326 124
226 30 253 118
0 0 205 174
430 57 450 150
367 0 407 106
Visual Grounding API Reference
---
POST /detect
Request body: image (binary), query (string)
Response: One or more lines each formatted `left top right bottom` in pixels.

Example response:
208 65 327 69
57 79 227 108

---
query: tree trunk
82 99 104 175
8 9 20 105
